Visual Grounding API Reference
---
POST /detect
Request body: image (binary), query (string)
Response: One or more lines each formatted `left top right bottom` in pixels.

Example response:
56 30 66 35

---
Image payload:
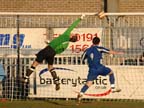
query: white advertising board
0 28 103 55
29 65 144 100
0 28 47 49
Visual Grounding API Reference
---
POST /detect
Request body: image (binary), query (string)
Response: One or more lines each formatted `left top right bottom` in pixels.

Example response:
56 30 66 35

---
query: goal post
0 12 143 101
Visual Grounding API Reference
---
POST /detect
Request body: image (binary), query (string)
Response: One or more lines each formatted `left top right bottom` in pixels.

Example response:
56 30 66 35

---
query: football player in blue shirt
77 36 124 103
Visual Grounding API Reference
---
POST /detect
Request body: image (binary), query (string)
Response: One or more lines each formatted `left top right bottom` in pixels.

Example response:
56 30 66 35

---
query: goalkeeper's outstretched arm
49 14 85 54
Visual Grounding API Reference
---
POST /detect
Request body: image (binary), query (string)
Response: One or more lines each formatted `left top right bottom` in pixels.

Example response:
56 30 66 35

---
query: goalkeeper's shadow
46 100 76 106
46 99 94 107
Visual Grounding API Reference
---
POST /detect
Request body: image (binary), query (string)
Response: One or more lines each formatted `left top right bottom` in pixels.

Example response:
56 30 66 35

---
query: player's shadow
46 100 75 106
46 99 94 107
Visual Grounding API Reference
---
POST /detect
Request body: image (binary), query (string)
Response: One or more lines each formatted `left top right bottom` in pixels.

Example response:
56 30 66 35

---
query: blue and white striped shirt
82 45 110 68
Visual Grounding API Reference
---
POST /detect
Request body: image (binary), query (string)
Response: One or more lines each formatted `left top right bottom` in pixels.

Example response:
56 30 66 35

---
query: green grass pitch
0 99 144 108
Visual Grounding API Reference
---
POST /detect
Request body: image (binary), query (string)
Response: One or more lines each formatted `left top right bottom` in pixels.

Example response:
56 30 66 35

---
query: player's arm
54 42 69 54
98 46 124 55
81 49 87 64
62 14 85 36
54 35 78 54
108 50 124 55
49 15 85 52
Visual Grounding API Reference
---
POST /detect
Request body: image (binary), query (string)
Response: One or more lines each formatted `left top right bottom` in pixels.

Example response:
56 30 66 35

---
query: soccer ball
98 11 106 19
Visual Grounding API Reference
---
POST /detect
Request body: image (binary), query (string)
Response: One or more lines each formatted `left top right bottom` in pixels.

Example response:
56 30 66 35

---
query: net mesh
0 14 143 101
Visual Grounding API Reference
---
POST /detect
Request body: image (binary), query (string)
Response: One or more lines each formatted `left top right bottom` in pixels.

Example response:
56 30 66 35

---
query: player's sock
25 66 35 78
109 73 115 85
77 85 88 104
109 74 121 93
50 69 60 90
31 66 35 70
81 85 89 93
50 69 58 80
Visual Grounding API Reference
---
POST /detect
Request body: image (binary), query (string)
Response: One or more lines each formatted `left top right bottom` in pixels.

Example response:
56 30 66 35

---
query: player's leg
100 66 121 93
77 80 92 104
46 48 60 91
22 60 39 82
23 46 51 82
77 69 97 103
48 65 60 91
23 57 41 82
108 71 121 93
26 47 47 77
26 61 39 78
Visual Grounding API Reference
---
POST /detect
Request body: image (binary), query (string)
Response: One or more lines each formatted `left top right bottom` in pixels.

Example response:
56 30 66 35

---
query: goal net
0 13 144 101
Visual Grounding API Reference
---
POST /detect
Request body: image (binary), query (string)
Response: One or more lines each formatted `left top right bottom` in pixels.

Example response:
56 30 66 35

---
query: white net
0 13 143 101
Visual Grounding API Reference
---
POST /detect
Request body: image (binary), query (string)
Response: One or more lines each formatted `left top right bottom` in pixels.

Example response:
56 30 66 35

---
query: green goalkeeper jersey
49 18 81 54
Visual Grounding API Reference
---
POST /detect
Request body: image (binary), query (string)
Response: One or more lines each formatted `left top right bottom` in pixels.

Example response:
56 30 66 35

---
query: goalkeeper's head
69 34 78 42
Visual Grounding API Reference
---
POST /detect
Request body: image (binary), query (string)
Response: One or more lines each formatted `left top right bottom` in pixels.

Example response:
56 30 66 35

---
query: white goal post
0 12 144 16
0 12 143 101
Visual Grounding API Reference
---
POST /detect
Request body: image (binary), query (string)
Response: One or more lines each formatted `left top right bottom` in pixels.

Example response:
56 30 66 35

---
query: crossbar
0 12 144 16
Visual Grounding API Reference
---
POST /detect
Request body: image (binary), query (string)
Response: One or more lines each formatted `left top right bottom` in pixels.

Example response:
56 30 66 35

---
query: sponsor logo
38 67 112 96
0 34 31 48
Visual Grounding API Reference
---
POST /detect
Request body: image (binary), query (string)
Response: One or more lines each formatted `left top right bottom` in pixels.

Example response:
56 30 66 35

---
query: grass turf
0 99 144 108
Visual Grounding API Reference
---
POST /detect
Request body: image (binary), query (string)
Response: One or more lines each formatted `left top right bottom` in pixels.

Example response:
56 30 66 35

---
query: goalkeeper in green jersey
23 15 85 91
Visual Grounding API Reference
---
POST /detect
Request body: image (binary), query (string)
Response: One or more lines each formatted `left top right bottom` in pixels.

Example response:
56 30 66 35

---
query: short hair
69 35 78 42
92 37 100 45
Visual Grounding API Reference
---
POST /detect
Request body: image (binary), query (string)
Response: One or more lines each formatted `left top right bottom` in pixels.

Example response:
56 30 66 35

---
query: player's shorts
87 65 111 81
35 46 56 65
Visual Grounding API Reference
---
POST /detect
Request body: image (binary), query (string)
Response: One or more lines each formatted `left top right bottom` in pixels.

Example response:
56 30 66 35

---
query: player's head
69 34 78 42
92 37 100 45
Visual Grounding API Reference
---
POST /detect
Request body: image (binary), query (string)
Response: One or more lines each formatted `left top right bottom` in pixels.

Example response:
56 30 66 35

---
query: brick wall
0 0 101 12
1 0 144 13
119 0 144 12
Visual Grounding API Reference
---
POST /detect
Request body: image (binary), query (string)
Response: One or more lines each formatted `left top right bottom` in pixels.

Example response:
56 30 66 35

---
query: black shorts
35 46 56 65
